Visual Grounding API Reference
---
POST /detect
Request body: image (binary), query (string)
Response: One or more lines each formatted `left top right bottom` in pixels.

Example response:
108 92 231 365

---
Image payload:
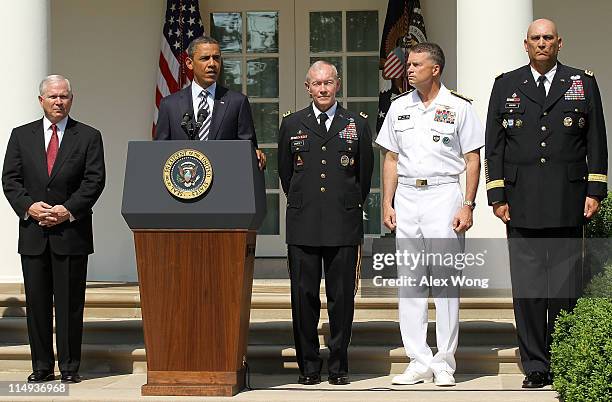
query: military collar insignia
283 110 292 118
359 111 368 119
585 70 594 77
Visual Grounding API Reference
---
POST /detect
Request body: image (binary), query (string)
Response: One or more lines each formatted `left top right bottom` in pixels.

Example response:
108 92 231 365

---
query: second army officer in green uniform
278 60 374 386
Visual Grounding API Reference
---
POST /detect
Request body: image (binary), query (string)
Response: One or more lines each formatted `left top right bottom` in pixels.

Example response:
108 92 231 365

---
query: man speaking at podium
155 35 266 170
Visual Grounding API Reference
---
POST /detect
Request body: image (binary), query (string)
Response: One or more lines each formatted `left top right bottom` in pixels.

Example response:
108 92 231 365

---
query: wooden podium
122 141 266 396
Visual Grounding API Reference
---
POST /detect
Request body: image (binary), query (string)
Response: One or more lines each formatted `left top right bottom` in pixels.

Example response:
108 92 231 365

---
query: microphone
181 112 196 140
196 108 208 129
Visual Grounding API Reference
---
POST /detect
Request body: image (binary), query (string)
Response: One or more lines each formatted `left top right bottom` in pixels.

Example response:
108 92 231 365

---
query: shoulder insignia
450 89 473 103
359 111 368 119
585 69 594 77
495 72 504 80
282 110 292 118
391 88 414 102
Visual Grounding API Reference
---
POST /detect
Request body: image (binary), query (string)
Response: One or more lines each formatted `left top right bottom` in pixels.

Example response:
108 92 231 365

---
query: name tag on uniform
398 115 411 120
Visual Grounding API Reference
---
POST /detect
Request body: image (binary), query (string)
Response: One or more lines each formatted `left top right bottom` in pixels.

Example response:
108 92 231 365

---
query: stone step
0 317 518 347
0 343 521 375
0 293 514 320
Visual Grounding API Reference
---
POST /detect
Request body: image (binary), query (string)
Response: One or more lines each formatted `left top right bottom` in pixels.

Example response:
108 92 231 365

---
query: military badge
290 130 308 140
292 140 305 147
349 157 355 166
434 108 456 124
508 119 514 128
433 135 440 142
564 117 573 127
163 149 213 200
502 119 508 129
571 75 581 80
296 154 304 166
398 115 411 120
565 79 585 101
339 122 358 140
515 119 523 128
340 155 350 166
578 117 586 128
442 137 450 145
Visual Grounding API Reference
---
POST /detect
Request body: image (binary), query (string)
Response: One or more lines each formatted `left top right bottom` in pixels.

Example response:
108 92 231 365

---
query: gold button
509 109 514 113
575 108 579 112
540 158 546 163
321 159 327 165
322 146 327 151
321 173 326 179
541 126 547 131
358 204 362 208
543 111 548 116
541 142 546 147
320 187 326 192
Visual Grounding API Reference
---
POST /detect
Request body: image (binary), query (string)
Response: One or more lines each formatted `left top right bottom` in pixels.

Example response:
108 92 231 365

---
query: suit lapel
543 63 572 112
180 85 192 117
208 85 228 140
517 65 543 106
49 118 78 182
327 105 350 142
301 106 324 138
31 119 48 179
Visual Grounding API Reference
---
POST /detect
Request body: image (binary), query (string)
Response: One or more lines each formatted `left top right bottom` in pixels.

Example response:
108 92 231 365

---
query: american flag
153 0 205 135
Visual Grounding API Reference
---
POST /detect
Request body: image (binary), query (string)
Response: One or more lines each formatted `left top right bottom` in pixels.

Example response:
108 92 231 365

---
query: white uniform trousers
395 181 463 375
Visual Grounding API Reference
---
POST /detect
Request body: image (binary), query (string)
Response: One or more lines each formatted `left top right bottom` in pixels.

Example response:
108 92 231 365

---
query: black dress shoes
60 372 81 383
522 371 551 388
328 375 350 385
298 374 321 385
27 370 55 383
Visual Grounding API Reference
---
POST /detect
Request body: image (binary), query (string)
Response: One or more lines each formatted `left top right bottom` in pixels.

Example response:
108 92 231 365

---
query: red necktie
47 124 58 176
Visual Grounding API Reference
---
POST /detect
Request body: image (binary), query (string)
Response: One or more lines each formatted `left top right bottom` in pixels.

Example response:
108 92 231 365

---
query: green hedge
551 298 612 402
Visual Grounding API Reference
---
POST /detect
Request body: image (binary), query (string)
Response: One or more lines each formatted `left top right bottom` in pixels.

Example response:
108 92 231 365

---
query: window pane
263 149 278 190
210 13 242 53
220 60 241 93
364 192 381 235
309 12 342 53
252 103 279 144
247 58 279 98
347 56 379 97
310 56 343 97
347 11 378 52
258 194 279 235
347 101 378 135
247 12 279 53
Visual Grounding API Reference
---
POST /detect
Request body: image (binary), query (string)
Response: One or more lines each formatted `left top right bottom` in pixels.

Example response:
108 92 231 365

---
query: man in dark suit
155 35 265 169
485 19 607 388
2 75 106 383
278 60 374 386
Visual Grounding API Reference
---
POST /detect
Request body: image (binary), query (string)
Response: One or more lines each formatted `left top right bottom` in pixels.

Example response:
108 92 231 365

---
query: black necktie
537 75 547 100
319 113 328 132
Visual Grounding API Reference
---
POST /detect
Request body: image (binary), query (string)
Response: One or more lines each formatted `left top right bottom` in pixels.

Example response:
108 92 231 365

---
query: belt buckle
416 179 428 187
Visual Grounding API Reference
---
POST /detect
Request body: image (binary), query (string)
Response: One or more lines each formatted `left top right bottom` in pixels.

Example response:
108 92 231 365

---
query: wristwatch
463 200 476 210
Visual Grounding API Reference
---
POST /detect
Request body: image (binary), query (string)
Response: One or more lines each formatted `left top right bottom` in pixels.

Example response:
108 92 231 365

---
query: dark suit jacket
485 63 608 228
278 104 374 246
2 118 106 256
154 84 258 147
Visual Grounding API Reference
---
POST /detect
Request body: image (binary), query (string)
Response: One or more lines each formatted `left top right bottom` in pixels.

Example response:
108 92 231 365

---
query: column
457 0 533 238
0 0 50 282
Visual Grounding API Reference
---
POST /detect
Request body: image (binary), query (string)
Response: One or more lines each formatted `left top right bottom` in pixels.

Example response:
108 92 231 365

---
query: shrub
551 297 612 402
584 263 612 299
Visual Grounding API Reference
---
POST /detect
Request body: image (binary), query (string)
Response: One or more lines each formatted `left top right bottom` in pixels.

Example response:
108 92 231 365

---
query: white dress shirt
191 81 216 118
312 101 338 131
530 63 557 96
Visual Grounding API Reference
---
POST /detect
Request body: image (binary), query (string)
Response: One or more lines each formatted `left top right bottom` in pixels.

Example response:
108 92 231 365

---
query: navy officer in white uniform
376 42 484 387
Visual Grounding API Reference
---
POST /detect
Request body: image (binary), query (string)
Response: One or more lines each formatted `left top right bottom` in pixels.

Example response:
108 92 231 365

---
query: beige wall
51 0 164 281
534 0 612 175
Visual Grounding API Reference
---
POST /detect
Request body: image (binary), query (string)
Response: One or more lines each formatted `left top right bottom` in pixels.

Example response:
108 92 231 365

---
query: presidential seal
163 149 213 200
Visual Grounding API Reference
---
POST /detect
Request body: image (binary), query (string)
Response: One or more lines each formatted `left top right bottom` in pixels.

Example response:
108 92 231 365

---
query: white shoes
434 370 456 386
391 369 433 385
